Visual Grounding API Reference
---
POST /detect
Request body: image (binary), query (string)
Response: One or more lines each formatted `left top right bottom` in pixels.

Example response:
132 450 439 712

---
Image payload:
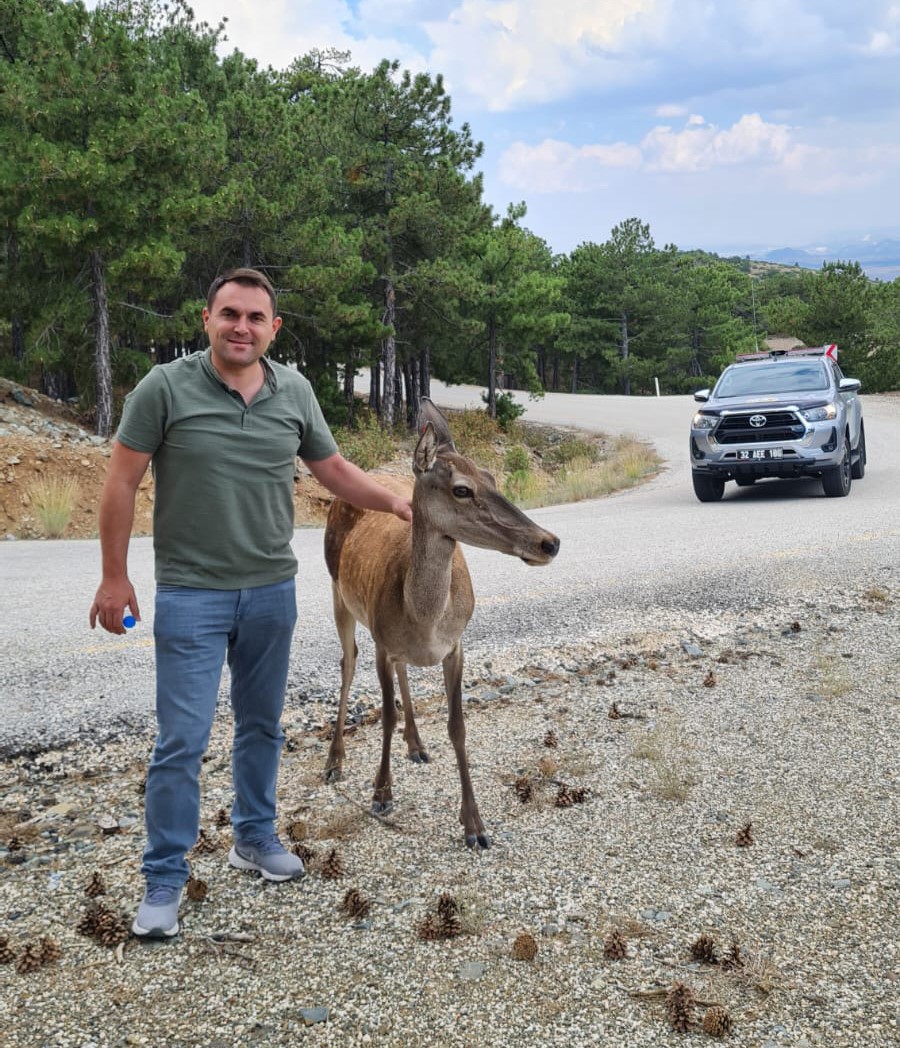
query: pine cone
721 939 745 970
94 910 130 948
214 808 230 829
514 776 534 803
735 821 754 847
690 933 718 964
569 786 589 804
603 928 627 960
436 893 462 936
192 829 218 854
666 981 696 1033
512 932 537 960
39 937 61 965
77 903 105 937
292 843 316 865
543 730 558 749
186 876 208 902
0 936 16 964
703 670 717 688
340 888 371 920
286 819 308 842
608 702 622 719
16 944 43 975
84 871 106 898
417 913 443 941
7 836 23 852
320 848 344 879
702 1006 733 1038
555 785 574 807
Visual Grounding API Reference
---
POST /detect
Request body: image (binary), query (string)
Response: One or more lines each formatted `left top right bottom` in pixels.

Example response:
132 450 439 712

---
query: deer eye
452 485 473 499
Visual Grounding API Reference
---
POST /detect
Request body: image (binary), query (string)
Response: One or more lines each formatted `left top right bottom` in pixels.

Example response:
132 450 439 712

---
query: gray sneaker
228 834 305 882
132 883 182 938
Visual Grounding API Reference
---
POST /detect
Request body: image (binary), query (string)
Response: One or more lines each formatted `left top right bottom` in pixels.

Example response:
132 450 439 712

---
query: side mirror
693 389 710 402
839 377 861 393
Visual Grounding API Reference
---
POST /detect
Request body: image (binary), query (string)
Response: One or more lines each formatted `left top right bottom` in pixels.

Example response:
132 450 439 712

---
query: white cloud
642 113 792 172
423 0 657 110
498 137 641 191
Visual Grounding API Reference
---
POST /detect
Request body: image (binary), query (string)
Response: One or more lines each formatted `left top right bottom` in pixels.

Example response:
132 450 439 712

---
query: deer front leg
396 663 429 764
325 586 357 784
372 647 397 814
443 642 489 849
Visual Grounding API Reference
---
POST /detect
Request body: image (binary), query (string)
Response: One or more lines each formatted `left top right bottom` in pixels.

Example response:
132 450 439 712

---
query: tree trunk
369 358 381 414
552 352 559 391
344 355 356 426
419 344 431 399
570 355 578 394
620 312 631 396
90 250 114 438
380 280 396 426
394 358 403 427
404 357 420 428
486 311 497 417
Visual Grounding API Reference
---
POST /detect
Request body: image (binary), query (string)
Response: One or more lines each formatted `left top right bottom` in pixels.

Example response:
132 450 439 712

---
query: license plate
738 448 783 460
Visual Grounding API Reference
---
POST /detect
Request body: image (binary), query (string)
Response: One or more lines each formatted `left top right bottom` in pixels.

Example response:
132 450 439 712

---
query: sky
116 1 900 257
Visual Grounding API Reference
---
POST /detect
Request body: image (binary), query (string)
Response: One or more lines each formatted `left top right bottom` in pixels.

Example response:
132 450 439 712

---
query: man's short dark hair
207 268 277 316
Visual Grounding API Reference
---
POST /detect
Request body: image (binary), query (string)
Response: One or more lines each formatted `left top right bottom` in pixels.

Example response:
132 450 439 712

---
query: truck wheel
692 472 725 502
851 422 866 480
822 437 852 498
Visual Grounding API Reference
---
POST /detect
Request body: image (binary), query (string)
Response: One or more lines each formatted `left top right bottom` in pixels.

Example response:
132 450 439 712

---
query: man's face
202 282 282 374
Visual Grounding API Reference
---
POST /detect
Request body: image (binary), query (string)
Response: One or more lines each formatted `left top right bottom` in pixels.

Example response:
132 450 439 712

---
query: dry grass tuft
632 716 698 802
26 473 80 538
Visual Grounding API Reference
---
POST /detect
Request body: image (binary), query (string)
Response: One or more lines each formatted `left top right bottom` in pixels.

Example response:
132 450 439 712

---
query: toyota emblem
749 414 767 428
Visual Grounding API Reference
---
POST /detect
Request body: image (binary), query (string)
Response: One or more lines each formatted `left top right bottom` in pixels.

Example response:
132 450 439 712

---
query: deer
322 397 560 848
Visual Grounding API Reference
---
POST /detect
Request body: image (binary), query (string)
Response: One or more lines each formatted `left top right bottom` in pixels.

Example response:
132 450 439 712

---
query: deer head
412 397 559 566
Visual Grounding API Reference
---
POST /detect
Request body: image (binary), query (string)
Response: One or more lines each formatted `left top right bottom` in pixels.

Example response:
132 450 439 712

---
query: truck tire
851 422 866 480
822 436 852 498
692 472 725 502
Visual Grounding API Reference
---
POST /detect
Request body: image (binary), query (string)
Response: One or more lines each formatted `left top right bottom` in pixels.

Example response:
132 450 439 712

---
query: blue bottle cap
123 615 136 629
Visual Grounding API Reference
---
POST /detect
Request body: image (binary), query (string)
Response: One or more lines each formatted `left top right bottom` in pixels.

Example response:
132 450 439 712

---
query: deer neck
404 514 457 621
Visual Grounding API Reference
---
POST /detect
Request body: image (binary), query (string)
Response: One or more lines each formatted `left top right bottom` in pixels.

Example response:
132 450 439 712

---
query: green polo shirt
117 348 338 588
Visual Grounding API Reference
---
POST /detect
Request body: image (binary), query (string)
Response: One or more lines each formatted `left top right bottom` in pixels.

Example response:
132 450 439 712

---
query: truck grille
715 411 805 444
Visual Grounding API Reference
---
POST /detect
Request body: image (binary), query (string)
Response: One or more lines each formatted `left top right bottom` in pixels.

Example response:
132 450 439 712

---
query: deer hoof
324 766 342 784
408 750 431 764
372 799 394 816
464 832 490 850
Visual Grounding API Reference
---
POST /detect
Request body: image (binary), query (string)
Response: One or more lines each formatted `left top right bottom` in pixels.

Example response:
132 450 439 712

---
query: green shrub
335 412 396 472
504 444 530 473
482 389 525 430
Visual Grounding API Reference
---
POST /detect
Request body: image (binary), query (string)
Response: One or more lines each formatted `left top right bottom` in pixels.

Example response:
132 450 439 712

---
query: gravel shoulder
1 580 897 1047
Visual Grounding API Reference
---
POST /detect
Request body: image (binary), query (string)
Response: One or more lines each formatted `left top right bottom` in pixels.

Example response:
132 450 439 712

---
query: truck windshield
715 362 829 397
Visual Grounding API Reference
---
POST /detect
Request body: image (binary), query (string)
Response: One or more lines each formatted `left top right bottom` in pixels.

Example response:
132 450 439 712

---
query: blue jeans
142 579 297 886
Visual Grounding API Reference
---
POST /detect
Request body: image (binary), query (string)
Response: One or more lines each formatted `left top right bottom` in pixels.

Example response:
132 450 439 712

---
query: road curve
0 385 897 755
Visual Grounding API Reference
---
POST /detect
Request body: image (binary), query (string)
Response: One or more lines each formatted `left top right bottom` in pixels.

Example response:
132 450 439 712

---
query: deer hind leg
371 646 397 814
324 583 358 784
443 642 489 849
395 663 429 764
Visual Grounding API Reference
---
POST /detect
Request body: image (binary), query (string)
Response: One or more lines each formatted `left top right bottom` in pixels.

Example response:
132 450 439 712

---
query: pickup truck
689 346 866 501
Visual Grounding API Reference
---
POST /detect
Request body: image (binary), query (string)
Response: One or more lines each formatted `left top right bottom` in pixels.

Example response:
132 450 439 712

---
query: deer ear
414 421 439 473
417 396 456 450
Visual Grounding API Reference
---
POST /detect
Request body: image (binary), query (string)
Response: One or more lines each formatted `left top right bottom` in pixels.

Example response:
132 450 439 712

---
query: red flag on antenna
825 343 837 359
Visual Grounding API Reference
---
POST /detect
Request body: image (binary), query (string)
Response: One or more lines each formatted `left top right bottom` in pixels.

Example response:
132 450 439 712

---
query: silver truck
690 346 866 501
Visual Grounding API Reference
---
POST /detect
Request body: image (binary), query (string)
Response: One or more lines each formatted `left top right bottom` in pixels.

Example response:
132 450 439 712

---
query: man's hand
90 578 140 635
391 496 413 523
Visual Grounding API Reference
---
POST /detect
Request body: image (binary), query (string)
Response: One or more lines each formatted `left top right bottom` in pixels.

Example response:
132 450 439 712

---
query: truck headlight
692 413 718 430
800 403 837 422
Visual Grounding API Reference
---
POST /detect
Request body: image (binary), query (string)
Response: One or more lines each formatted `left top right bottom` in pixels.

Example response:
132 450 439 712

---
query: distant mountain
753 239 900 281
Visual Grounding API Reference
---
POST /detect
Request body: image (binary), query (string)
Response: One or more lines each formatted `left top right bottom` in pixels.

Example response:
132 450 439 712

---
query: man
90 268 411 939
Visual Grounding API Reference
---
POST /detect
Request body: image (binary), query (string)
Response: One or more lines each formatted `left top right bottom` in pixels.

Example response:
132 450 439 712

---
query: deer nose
541 536 560 557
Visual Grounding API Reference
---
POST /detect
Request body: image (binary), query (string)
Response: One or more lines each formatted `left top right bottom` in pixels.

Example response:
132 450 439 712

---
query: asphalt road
1 385 897 755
